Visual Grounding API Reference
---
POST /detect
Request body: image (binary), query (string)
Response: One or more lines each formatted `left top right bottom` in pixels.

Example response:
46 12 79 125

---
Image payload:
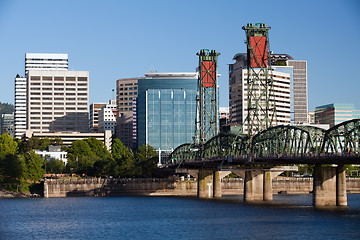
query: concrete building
27 70 89 133
315 103 360 127
116 78 139 149
98 100 117 135
25 53 68 73
229 53 308 128
25 130 112 151
137 72 197 163
89 102 106 132
229 53 291 130
307 111 315 124
1 113 14 137
14 75 27 138
15 53 69 139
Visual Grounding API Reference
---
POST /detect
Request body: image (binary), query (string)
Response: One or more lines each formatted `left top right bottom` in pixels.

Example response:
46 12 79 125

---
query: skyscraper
25 53 68 73
229 53 308 129
137 72 197 163
14 75 27 138
27 70 89 133
14 53 69 138
229 53 291 129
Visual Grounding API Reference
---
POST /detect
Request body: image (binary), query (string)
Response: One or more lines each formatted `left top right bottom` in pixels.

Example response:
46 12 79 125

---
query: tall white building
229 53 291 131
25 53 68 73
27 70 89 133
98 100 117 135
14 53 69 138
14 75 27 138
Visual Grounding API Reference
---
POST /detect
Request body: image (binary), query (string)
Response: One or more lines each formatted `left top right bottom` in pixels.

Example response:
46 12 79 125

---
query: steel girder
201 133 249 159
321 119 360 154
251 125 316 156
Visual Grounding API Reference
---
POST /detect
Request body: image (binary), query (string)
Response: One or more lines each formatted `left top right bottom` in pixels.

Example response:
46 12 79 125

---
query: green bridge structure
168 119 360 207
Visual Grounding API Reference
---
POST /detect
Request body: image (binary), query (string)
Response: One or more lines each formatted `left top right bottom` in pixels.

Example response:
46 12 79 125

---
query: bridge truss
169 119 360 166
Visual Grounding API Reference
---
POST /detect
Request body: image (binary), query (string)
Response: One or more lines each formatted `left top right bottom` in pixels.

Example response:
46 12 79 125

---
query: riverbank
0 189 41 198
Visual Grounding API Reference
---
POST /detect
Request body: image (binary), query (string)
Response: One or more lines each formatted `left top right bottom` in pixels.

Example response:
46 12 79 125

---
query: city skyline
0 0 359 110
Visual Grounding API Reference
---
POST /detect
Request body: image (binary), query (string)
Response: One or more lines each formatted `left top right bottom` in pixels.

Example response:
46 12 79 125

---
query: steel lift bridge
168 23 360 207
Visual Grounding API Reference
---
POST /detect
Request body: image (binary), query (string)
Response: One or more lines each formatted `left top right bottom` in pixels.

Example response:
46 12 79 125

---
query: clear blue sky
0 0 359 110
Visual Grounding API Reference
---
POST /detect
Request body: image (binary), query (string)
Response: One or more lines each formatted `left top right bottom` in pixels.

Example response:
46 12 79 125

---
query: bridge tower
194 49 220 145
242 23 277 136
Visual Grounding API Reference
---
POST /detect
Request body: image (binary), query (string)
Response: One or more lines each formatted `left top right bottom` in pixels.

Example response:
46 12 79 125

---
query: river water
1 194 360 239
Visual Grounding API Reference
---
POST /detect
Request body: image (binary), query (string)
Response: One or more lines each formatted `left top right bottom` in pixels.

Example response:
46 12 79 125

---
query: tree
46 158 65 174
86 137 110 159
39 137 51 151
0 133 18 155
112 138 135 177
67 140 97 175
24 151 44 183
0 154 27 191
135 144 158 177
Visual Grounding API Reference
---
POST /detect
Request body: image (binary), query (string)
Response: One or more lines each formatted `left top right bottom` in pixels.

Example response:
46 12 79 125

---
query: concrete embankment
43 177 360 198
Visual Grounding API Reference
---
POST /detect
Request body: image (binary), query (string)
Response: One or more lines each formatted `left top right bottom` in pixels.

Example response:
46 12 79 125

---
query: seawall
44 177 360 198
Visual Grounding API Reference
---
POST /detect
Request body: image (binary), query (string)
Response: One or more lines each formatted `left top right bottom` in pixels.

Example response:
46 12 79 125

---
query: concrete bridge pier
313 165 347 207
198 169 214 198
244 170 264 201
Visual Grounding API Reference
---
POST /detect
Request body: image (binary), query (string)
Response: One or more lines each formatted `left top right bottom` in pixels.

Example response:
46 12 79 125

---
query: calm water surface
1 194 360 239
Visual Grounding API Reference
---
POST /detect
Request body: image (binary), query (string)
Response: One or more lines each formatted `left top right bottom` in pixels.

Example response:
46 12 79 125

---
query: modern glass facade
137 74 197 157
315 103 360 127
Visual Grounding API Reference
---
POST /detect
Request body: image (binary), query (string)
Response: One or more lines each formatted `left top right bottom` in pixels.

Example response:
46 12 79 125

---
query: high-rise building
315 103 360 127
14 75 27 138
287 60 307 124
1 113 14 137
25 53 68 73
27 70 89 133
98 100 117 135
14 53 69 138
89 102 107 132
229 53 291 129
137 72 197 163
116 78 139 149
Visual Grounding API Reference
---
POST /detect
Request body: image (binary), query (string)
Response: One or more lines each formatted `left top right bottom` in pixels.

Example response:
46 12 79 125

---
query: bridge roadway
169 119 360 207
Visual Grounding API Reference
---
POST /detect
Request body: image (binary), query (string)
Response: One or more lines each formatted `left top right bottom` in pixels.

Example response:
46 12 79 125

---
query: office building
25 53 68 73
89 102 107 132
1 113 14 137
137 72 197 163
98 100 117 135
219 107 230 128
15 53 69 138
116 78 139 149
315 103 360 127
27 70 89 133
229 53 291 129
14 75 27 138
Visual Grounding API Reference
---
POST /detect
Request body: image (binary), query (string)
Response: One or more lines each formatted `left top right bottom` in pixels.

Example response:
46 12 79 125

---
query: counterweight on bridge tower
194 49 220 145
242 23 277 136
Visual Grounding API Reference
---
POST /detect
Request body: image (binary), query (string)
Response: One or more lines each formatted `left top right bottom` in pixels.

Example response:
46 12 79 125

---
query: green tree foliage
0 133 18 155
24 151 45 183
0 154 27 191
46 158 65 174
135 144 158 177
39 137 51 151
86 137 110 159
112 138 135 177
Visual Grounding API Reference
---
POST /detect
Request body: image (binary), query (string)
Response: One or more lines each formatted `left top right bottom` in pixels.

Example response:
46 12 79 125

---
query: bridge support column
313 165 347 207
213 170 231 198
336 165 347 206
244 170 264 202
198 169 214 198
263 170 273 201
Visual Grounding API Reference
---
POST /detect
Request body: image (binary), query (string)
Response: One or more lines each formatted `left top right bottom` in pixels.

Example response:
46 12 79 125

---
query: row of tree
0 133 158 192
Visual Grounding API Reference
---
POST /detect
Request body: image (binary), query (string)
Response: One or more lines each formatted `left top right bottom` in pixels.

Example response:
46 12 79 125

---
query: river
1 194 360 239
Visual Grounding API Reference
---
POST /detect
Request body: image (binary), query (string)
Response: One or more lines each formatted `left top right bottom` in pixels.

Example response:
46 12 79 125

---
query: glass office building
137 73 197 163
